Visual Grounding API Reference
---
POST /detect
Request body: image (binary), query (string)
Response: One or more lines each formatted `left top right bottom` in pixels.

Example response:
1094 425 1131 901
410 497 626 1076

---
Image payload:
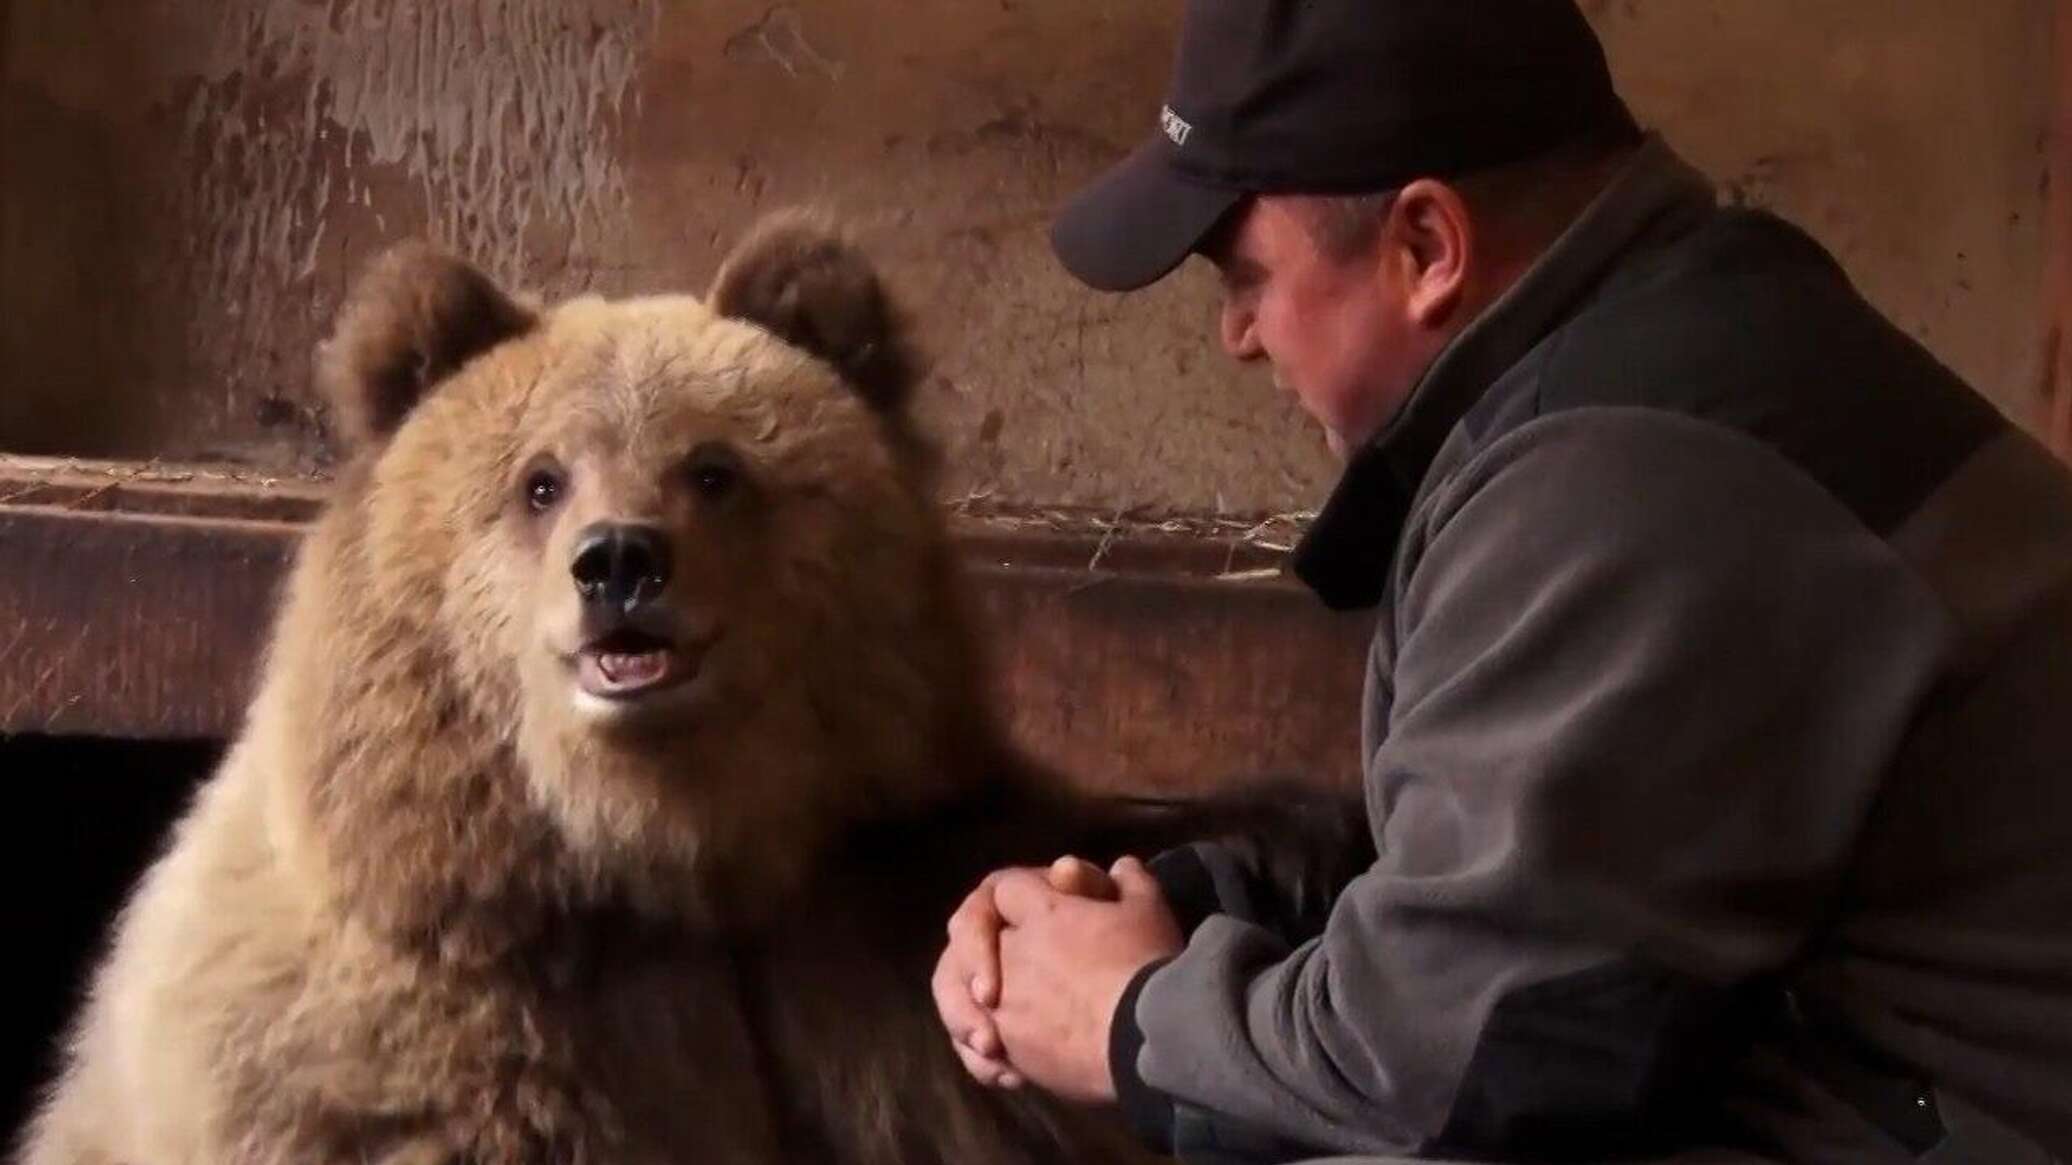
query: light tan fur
16 218 1160 1165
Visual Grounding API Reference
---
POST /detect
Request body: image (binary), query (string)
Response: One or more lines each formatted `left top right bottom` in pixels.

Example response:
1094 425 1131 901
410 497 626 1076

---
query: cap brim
1050 140 1244 293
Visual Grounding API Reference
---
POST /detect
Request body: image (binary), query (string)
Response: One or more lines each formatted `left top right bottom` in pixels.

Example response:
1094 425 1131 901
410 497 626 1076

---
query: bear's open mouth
576 628 699 700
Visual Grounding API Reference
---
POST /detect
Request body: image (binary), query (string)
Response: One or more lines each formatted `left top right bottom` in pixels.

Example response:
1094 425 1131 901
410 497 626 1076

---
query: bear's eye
523 463 566 514
686 442 745 503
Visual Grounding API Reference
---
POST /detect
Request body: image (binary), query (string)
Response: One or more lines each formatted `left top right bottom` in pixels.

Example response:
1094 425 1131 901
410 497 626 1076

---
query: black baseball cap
1051 0 1638 292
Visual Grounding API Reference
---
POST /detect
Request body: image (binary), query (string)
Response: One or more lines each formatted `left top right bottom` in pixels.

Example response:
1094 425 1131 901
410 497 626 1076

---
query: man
931 2 2072 1163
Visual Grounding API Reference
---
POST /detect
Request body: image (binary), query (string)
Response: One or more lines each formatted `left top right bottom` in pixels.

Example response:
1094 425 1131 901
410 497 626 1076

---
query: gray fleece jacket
1112 138 2072 1165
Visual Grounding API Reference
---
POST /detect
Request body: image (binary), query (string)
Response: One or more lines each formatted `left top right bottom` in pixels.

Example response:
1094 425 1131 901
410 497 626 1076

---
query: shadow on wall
1 736 222 1147
0 81 157 459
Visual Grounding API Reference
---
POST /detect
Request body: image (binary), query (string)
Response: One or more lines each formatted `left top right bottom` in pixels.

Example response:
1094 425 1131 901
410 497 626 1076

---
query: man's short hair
1299 193 1401 261
1295 122 1646 262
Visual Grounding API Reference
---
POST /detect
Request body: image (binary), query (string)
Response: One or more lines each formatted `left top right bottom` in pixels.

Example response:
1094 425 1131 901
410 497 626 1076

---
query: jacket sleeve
1112 408 1956 1159
1146 790 1377 946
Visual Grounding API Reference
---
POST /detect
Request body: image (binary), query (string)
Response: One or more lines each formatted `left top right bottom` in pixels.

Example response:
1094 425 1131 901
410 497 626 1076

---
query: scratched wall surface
1 0 659 465
0 1 2055 510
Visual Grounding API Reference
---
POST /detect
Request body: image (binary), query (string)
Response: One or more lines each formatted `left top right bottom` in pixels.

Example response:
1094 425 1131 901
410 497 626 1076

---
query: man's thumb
1108 855 1159 898
1049 855 1120 901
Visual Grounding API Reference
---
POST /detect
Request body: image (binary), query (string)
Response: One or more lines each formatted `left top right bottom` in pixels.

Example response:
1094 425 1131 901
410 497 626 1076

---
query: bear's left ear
709 212 920 414
318 242 536 451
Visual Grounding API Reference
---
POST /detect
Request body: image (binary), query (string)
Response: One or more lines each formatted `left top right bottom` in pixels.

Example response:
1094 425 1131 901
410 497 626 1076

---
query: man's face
1203 196 1434 459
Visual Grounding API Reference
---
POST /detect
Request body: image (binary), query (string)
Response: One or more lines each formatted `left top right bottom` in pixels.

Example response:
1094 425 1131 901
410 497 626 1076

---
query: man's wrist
1107 955 1178 1148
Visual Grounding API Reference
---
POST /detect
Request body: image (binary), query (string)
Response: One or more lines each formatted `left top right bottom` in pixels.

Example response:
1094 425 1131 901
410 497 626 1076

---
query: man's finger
961 999 1005 1059
945 874 1008 944
932 947 997 1046
1048 855 1120 901
945 876 1011 1006
992 867 1069 924
950 1037 1017 1088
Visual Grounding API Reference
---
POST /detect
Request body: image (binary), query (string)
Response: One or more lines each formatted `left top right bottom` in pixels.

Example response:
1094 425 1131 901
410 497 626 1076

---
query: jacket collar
1291 135 1719 610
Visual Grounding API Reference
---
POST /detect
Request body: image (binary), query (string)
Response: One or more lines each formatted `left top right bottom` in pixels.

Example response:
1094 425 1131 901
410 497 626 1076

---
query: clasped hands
931 854 1185 1104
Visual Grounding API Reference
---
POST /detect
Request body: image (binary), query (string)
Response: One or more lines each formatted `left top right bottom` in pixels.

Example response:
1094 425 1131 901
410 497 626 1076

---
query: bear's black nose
571 523 673 614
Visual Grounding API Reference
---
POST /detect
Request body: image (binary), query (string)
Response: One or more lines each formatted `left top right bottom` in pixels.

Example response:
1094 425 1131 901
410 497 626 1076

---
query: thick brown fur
16 216 1354 1165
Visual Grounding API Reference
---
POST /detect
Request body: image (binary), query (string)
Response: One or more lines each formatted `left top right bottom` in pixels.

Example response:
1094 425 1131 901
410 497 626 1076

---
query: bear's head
288 216 1003 938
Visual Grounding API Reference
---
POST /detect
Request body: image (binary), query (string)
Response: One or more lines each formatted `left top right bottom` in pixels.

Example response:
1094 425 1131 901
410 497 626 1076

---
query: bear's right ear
318 242 535 450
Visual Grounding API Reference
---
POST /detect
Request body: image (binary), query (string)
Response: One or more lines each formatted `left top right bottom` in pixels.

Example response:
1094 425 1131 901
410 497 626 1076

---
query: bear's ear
318 242 536 450
708 212 921 413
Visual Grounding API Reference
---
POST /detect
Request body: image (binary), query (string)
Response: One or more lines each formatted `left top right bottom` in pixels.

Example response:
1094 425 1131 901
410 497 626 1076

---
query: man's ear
1387 180 1472 328
317 242 536 451
709 211 922 414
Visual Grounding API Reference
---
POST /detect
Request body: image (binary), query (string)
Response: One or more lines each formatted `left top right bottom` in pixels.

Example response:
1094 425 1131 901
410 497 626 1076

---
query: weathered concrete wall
0 1 2054 511
1590 0 2056 444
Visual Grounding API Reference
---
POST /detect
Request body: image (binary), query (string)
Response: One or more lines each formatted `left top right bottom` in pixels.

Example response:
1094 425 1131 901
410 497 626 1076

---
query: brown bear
13 215 1353 1165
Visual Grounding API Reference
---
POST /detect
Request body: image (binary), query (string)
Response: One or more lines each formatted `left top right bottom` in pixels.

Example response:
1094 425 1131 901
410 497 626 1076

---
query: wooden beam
0 506 295 741
2045 2 2072 461
0 457 1368 795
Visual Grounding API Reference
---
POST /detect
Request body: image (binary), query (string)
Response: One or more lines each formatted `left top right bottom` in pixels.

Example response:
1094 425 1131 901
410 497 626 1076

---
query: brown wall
1 1 2056 510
